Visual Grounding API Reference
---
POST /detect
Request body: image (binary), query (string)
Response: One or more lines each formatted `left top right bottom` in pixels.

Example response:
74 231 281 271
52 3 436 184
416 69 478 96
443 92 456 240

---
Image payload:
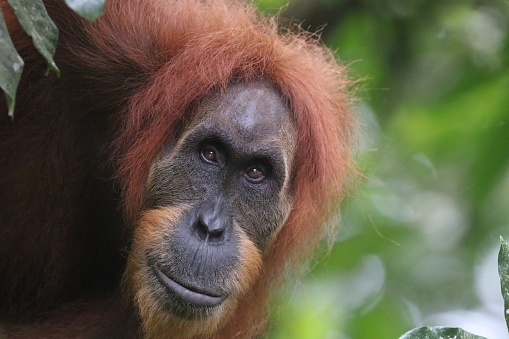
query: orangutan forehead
189 80 296 152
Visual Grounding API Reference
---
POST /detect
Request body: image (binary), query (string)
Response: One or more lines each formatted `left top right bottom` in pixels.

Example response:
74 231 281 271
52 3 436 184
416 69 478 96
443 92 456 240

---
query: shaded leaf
7 0 59 76
0 8 24 117
65 0 105 22
399 326 487 339
499 236 509 332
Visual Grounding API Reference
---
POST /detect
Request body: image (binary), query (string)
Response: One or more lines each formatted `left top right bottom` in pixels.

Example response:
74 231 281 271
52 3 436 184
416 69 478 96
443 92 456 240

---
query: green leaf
7 0 59 76
399 326 487 339
499 236 509 332
65 0 105 22
0 8 24 118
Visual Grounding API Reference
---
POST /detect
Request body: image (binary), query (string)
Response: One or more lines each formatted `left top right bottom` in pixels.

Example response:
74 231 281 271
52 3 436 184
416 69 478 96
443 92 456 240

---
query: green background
257 0 509 338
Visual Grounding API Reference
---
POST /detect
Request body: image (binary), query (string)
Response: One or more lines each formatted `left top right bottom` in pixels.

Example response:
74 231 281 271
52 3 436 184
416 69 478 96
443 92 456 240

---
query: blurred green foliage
0 0 103 117
498 237 509 331
257 0 509 338
400 326 486 339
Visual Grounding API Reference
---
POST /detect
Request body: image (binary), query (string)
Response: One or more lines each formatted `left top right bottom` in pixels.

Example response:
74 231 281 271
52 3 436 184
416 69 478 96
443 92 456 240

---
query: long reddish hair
65 0 355 336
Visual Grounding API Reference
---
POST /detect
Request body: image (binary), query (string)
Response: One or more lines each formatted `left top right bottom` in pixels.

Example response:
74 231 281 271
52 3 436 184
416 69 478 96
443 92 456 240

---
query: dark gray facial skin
144 80 297 319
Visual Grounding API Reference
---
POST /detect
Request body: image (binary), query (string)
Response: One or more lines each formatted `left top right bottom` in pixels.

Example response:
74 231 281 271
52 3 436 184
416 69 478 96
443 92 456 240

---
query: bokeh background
256 0 509 338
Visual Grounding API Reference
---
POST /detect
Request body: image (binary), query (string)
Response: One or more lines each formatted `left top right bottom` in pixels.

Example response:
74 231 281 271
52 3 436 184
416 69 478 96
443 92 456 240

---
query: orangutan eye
245 166 266 183
200 145 218 164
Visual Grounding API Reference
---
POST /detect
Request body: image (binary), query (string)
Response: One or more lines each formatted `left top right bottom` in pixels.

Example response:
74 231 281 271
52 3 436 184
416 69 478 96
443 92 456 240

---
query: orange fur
127 207 263 338
86 0 355 337
1 0 354 337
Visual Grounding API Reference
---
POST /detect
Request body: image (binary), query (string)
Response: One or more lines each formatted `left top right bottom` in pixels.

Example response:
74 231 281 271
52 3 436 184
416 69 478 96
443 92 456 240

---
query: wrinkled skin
131 80 298 322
